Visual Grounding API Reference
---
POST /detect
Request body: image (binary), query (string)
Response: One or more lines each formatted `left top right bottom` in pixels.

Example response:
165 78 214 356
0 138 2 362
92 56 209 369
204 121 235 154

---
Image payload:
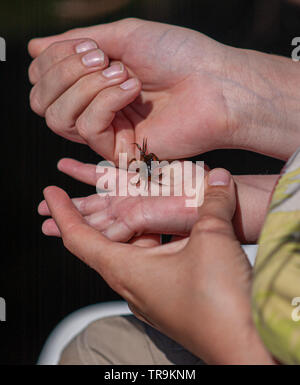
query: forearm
232 175 277 243
234 174 279 191
223 47 300 160
140 175 275 243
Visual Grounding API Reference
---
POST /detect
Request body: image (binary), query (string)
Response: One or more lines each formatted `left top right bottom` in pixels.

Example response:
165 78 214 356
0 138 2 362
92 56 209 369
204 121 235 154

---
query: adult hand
28 18 227 162
28 19 300 162
42 168 274 364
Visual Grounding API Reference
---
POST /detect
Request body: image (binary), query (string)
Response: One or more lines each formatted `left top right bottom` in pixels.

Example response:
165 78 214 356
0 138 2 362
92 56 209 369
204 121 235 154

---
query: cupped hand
29 18 300 162
38 158 202 241
38 158 278 243
42 168 274 364
28 18 234 162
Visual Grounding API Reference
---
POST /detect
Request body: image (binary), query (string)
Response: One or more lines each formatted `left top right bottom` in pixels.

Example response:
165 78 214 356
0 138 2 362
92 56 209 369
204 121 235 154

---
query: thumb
194 168 237 239
28 18 141 59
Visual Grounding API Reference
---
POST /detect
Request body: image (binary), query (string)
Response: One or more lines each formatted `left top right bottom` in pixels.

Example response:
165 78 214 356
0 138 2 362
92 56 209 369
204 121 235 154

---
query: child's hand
38 158 199 241
38 158 277 243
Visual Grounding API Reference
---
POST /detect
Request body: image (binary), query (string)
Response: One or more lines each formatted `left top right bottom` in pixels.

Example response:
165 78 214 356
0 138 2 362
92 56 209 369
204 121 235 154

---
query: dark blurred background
0 0 299 364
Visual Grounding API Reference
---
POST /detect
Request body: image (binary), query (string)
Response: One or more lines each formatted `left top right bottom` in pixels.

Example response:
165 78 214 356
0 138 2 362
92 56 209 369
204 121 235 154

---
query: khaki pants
59 315 204 365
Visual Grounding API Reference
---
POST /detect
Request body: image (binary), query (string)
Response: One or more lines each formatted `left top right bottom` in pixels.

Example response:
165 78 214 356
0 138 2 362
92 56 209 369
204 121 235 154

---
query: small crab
133 138 159 175
130 138 162 187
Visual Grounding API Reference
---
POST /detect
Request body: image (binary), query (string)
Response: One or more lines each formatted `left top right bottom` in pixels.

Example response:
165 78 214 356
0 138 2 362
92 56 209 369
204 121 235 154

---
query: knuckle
47 41 64 54
28 61 39 84
46 42 65 63
121 17 141 25
45 106 60 131
55 62 73 84
29 87 43 116
48 39 78 54
116 18 142 35
122 17 137 23
48 41 62 51
75 116 89 141
75 75 94 95
206 189 230 202
64 27 84 37
61 232 73 251
193 214 228 235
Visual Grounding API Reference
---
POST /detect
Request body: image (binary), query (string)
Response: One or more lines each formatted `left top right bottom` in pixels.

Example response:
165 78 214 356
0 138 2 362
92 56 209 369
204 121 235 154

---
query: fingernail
102 63 124 78
75 40 98 53
82 49 105 67
120 78 138 90
208 169 230 186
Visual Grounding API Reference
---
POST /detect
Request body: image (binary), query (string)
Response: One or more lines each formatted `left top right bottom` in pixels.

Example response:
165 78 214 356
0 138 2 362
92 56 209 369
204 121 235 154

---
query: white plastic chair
37 245 258 365
37 301 132 365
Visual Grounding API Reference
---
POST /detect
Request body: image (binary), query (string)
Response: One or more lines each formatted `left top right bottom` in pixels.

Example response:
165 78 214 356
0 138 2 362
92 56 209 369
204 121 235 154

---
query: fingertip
43 186 66 202
28 38 46 58
43 185 56 196
37 200 47 215
42 219 61 237
57 158 80 172
27 39 38 58
41 219 50 235
200 168 236 224
57 158 70 171
207 168 232 187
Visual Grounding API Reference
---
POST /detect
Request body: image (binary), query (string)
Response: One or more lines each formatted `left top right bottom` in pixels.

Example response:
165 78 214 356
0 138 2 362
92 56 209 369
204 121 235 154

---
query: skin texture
28 19 300 164
38 158 278 244
42 169 275 364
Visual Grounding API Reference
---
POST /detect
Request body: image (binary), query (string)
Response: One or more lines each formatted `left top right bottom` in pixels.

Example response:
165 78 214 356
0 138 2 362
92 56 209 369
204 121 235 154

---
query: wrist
203 323 276 365
232 175 278 243
222 47 300 160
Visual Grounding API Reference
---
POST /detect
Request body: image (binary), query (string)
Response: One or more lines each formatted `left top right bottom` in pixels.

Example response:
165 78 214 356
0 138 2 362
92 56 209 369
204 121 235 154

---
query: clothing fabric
252 147 300 364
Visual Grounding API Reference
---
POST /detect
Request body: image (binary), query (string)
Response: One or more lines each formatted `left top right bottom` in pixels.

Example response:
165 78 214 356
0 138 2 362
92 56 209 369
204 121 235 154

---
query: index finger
28 19 142 59
28 38 99 85
57 158 99 186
